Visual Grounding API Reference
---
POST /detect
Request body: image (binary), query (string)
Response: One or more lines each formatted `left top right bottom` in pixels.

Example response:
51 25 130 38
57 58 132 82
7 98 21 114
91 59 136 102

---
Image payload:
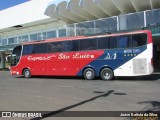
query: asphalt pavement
0 71 160 120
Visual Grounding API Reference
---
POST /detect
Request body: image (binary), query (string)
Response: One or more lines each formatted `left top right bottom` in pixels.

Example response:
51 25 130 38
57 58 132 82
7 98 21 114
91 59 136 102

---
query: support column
0 52 5 69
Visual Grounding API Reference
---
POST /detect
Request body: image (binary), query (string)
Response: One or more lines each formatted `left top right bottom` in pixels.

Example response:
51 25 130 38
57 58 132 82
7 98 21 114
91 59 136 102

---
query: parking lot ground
0 71 160 120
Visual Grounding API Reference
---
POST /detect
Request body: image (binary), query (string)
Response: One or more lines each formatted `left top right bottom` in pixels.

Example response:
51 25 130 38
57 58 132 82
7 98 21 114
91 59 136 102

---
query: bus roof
22 30 151 45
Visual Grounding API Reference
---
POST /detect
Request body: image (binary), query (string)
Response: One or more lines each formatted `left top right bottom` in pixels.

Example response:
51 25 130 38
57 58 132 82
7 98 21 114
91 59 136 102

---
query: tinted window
48 42 62 53
110 36 117 49
72 40 79 51
23 45 34 55
79 38 97 51
34 43 47 54
118 35 130 48
132 34 147 47
62 41 73 52
98 37 109 49
22 46 28 55
12 45 22 66
62 40 79 52
13 46 22 57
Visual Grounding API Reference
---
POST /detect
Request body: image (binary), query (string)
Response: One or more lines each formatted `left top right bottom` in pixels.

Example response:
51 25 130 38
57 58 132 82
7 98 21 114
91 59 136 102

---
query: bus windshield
11 45 22 66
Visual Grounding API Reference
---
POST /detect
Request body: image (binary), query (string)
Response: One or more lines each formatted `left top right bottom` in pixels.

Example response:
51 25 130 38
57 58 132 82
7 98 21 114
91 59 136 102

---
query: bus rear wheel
83 68 95 80
100 68 114 81
23 69 31 78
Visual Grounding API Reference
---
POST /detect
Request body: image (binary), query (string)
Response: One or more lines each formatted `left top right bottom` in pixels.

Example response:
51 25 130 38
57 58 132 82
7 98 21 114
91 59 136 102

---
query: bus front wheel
100 68 114 81
83 68 95 80
23 69 31 78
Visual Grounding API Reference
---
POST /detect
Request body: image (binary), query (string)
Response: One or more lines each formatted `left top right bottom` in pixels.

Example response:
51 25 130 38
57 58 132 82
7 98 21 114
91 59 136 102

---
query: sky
0 0 30 10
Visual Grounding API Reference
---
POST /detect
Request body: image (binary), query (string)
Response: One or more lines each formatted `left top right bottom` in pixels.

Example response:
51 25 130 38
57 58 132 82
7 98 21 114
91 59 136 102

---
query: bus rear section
113 30 153 77
10 30 154 80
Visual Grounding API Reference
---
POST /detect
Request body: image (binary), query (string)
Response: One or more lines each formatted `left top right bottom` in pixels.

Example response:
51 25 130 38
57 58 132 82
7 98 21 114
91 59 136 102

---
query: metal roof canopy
45 0 160 23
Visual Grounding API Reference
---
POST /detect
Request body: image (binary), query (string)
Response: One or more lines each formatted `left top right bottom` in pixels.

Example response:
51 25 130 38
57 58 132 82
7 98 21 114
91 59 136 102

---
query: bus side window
132 34 147 47
110 36 118 49
118 35 130 48
23 46 28 55
48 42 62 53
28 45 34 54
79 38 97 51
62 41 73 52
23 45 34 55
98 37 109 49
34 43 47 54
72 40 79 51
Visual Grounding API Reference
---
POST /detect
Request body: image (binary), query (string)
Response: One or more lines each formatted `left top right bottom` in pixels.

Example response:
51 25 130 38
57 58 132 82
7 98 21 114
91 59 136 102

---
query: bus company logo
58 53 95 59
104 52 117 60
72 53 95 59
27 53 95 61
28 55 56 61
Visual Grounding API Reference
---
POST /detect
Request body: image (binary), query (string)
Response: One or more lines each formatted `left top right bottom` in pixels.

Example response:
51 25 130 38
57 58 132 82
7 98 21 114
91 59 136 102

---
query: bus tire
100 68 114 81
83 68 95 80
23 69 31 78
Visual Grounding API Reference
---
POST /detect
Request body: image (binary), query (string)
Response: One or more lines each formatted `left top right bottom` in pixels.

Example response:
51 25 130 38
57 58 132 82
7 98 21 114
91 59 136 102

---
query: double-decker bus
10 30 153 80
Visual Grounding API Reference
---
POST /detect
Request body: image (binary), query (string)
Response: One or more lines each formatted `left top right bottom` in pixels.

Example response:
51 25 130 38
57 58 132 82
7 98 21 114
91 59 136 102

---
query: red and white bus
10 30 153 80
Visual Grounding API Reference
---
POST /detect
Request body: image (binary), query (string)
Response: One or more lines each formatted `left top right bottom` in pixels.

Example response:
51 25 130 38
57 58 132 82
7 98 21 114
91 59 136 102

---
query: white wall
0 0 54 30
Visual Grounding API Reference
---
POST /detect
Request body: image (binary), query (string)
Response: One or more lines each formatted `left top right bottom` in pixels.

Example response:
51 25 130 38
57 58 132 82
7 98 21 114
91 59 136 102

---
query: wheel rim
25 71 30 77
86 71 92 78
103 71 111 79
